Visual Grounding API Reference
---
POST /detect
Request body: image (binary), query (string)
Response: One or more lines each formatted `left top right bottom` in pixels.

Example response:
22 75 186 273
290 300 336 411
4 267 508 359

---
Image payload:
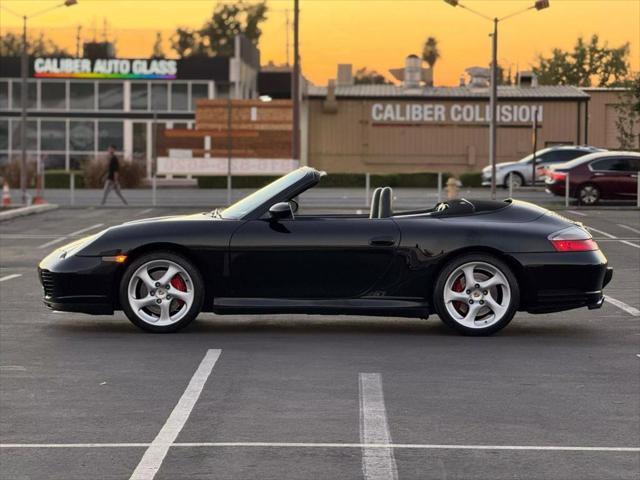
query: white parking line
605 296 640 317
587 226 640 249
138 208 154 216
1 442 638 453
37 223 104 250
129 349 222 480
359 373 398 480
566 210 588 217
0 274 22 283
617 224 640 235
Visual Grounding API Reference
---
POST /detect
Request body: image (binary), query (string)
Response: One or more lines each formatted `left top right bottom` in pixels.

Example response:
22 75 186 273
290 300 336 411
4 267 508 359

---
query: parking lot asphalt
0 206 639 480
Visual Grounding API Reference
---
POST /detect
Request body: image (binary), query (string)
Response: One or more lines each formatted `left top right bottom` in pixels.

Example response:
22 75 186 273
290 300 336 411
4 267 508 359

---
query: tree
0 32 69 56
421 37 440 69
151 32 165 59
171 1 268 58
615 74 640 150
353 67 391 85
533 35 630 87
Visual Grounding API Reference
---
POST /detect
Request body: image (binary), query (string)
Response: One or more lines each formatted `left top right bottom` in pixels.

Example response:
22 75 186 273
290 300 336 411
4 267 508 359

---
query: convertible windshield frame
220 167 323 220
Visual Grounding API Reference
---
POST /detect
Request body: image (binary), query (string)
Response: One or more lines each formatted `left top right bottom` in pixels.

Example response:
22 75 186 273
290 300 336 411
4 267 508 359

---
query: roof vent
337 64 354 86
517 71 538 88
465 66 490 88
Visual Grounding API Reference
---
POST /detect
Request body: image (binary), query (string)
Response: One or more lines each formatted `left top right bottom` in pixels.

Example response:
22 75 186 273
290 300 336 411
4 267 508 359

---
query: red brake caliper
452 277 465 313
170 274 187 307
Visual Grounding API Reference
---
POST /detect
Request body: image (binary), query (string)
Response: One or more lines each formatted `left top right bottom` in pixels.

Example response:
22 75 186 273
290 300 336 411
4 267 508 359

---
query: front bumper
38 252 121 315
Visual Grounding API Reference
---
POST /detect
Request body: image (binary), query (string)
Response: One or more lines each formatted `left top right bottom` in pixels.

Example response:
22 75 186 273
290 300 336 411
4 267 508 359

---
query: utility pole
489 17 498 200
20 15 28 205
291 0 300 161
285 9 290 67
76 25 82 57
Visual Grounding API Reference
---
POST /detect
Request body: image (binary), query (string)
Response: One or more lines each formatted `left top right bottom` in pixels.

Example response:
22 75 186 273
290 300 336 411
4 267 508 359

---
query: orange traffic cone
32 174 46 205
1 181 11 207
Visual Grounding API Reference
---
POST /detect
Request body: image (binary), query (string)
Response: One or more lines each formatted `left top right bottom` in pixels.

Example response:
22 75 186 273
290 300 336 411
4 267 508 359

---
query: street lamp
0 0 78 204
444 0 549 200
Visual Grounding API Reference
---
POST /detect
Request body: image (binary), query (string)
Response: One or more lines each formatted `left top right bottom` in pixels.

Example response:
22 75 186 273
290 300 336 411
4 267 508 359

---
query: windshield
517 148 552 164
221 169 308 219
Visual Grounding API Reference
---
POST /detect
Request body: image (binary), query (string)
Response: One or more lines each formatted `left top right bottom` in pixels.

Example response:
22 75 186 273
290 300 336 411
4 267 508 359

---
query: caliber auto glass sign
33 57 178 79
371 103 543 124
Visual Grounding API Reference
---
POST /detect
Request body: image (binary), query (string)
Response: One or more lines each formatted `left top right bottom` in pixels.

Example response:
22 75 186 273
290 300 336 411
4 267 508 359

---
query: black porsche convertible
39 167 612 335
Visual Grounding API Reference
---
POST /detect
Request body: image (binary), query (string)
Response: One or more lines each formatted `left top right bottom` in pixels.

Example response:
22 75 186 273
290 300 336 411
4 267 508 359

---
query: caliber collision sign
371 102 543 124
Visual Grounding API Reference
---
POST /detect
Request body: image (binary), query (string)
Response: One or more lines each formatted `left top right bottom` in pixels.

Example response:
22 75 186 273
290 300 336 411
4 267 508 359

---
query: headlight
57 233 100 259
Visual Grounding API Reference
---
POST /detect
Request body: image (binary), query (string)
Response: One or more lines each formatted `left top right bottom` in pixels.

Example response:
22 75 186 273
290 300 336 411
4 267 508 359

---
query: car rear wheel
434 254 519 336
120 251 204 333
504 172 524 189
578 184 600 205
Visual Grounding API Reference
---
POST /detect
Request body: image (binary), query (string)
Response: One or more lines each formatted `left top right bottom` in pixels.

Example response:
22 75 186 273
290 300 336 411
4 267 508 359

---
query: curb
0 204 59 222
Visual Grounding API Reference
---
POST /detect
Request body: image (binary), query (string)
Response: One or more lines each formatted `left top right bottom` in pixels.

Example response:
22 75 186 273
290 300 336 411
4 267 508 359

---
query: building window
0 81 8 110
70 121 95 151
40 121 66 150
10 119 37 150
11 80 37 110
70 82 95 110
171 83 188 111
191 83 209 110
42 153 66 170
131 83 149 110
41 82 67 110
98 121 123 151
151 83 168 111
215 83 230 100
0 119 8 150
98 82 124 110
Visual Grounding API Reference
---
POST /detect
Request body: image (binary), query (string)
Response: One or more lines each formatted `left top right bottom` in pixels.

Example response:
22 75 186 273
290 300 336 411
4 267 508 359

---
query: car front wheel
434 254 520 336
578 184 600 205
120 251 204 333
504 172 524 189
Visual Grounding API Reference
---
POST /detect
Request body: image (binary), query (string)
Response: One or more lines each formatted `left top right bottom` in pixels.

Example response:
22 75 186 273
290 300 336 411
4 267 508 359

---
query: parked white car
482 146 603 188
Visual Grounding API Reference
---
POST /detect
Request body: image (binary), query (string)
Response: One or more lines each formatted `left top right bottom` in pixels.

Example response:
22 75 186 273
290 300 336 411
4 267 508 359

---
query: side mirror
268 202 293 221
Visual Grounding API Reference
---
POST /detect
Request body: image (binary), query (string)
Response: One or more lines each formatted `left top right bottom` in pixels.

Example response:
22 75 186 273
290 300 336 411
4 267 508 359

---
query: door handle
369 236 395 247
593 172 605 176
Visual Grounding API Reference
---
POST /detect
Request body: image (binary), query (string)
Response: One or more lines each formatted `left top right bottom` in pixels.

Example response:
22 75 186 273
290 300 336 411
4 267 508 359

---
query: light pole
0 0 78 204
444 0 549 200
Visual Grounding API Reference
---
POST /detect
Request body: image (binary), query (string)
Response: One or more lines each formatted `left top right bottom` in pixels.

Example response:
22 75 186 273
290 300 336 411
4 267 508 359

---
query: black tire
433 253 520 336
578 183 600 206
120 251 204 333
503 172 525 189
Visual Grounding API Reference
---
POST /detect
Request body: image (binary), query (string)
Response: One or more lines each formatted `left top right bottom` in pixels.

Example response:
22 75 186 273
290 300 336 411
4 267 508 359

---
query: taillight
548 226 598 252
551 171 567 182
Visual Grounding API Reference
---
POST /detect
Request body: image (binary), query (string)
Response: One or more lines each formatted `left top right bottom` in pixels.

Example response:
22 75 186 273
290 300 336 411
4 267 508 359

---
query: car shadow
48 313 597 339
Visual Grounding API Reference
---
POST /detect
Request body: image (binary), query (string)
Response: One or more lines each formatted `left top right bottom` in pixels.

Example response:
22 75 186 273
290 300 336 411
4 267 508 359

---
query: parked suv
545 151 640 205
482 145 603 188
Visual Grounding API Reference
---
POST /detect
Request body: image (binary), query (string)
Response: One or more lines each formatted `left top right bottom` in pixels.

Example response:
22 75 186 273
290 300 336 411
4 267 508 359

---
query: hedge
43 170 85 189
197 172 483 189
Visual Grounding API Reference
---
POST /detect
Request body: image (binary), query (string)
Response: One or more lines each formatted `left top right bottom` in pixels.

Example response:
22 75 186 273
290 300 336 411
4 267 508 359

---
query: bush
83 160 145 188
458 172 483 188
44 170 85 189
0 159 37 188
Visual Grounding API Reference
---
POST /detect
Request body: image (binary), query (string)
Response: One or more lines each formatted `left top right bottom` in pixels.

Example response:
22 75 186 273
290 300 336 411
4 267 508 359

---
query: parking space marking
129 349 222 480
566 210 587 217
2 442 638 453
37 223 104 250
359 373 398 480
587 226 640 249
617 224 640 235
0 274 22 283
605 296 640 317
138 208 154 216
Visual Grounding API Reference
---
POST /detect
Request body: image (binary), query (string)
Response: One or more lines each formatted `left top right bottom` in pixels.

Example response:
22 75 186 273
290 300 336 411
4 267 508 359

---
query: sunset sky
1 0 638 86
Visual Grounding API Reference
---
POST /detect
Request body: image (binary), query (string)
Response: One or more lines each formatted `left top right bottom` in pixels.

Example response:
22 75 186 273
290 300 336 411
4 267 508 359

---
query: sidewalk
8 186 558 209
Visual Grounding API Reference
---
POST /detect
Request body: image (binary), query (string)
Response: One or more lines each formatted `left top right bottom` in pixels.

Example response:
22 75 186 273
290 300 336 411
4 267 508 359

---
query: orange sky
1 0 638 86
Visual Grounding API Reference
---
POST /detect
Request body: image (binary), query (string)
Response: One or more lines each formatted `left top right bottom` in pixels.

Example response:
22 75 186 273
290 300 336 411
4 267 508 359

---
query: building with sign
0 35 262 176
303 63 634 174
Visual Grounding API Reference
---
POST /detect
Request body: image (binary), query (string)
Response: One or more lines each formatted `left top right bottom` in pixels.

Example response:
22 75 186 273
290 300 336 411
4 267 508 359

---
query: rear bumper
511 251 612 314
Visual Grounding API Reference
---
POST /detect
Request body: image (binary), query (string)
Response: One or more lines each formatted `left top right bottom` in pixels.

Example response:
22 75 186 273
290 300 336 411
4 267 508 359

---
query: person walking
101 145 128 205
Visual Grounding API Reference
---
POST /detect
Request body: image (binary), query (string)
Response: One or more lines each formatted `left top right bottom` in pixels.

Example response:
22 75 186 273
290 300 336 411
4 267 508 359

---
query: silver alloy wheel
127 259 195 327
506 173 523 188
579 185 599 205
443 261 511 329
